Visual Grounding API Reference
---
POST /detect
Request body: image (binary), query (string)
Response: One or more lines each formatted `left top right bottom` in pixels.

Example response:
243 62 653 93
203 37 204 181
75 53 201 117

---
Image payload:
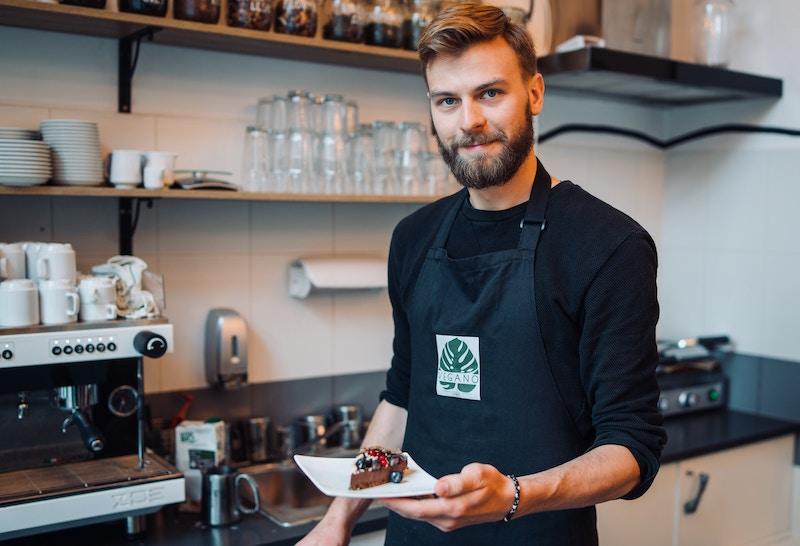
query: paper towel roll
289 257 387 298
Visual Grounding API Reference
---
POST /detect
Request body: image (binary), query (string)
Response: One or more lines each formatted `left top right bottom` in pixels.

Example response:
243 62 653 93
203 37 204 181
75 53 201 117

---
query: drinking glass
693 0 734 67
242 126 269 191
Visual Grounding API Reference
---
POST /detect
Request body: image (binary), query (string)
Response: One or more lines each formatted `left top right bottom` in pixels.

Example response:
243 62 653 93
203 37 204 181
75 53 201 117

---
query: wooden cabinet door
597 461 679 546
350 530 386 545
677 435 794 546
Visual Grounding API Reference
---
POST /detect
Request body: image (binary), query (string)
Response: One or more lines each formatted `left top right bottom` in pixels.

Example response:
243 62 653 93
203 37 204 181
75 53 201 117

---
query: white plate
294 453 437 499
40 120 97 127
0 176 50 186
0 167 53 173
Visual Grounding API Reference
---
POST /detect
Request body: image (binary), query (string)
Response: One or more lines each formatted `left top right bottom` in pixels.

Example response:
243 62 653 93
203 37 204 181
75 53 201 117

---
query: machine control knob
678 392 699 408
85 344 95 353
133 331 168 358
74 345 84 354
52 346 62 356
63 345 73 355
107 342 117 352
96 343 106 353
1 349 12 360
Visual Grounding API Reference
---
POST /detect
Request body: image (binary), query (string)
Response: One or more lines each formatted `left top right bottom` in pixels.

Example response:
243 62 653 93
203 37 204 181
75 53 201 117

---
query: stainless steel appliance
205 308 248 390
656 336 730 418
0 318 185 540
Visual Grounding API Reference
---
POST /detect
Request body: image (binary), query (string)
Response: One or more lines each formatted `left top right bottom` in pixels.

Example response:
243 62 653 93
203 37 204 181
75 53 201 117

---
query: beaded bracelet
503 474 520 522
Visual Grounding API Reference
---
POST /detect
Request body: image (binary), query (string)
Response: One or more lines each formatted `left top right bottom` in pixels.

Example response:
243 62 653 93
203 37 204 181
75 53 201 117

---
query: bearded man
299 3 666 544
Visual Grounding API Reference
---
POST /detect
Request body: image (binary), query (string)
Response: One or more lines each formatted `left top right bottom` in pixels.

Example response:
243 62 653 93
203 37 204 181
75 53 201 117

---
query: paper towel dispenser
205 308 248 390
289 256 387 299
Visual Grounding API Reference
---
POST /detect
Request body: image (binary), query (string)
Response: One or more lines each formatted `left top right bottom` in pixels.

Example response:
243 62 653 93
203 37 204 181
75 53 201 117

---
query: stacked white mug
78 276 117 322
0 241 119 329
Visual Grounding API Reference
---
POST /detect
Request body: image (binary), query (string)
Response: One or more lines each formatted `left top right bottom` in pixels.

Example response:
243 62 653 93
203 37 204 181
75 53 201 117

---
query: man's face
426 36 544 189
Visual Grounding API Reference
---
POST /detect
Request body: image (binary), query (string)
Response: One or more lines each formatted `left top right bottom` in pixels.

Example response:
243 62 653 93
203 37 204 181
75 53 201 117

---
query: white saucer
294 453 437 499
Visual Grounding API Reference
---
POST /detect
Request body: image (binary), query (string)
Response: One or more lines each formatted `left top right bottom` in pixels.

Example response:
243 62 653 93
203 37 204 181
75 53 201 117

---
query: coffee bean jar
228 0 273 30
174 0 221 23
323 0 365 43
119 0 168 16
402 0 435 50
274 0 318 37
364 0 404 48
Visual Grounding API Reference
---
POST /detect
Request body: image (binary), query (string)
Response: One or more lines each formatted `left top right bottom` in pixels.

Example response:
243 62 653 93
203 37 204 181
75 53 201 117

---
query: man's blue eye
442 98 456 106
484 89 498 98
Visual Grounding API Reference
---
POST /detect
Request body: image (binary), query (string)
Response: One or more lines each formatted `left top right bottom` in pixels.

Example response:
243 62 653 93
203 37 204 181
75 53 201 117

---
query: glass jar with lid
323 0 365 43
174 0 221 23
402 0 436 50
365 0 404 48
228 0 273 30
274 0 319 37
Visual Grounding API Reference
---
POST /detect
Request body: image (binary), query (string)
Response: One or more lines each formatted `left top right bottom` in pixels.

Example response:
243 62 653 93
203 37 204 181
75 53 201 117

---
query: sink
240 448 383 527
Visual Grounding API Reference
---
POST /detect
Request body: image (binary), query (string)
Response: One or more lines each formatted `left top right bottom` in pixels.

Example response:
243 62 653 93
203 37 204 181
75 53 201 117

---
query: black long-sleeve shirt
380 179 667 500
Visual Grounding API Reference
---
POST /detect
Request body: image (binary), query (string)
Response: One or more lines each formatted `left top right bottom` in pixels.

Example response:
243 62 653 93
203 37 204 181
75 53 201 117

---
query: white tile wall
331 291 393 375
158 254 251 391
249 254 334 382
250 202 333 256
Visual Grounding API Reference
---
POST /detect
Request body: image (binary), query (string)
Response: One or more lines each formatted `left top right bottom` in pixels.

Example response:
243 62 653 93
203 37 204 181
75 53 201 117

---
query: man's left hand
381 463 516 532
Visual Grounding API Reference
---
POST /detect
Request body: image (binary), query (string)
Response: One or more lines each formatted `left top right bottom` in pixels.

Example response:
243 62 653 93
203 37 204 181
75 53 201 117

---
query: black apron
385 160 597 546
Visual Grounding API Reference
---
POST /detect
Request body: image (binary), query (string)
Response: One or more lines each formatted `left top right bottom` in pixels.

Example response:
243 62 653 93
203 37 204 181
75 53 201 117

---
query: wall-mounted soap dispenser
205 308 248 390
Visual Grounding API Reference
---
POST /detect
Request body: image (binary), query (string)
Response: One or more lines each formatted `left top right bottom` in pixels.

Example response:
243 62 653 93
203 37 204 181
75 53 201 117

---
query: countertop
661 409 800 463
4 409 799 546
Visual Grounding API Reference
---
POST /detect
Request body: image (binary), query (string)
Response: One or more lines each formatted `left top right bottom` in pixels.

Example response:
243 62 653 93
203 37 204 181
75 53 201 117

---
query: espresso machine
0 318 185 540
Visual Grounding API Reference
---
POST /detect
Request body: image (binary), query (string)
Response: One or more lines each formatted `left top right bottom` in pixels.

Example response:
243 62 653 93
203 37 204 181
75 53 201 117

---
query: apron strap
431 187 468 249
518 158 552 251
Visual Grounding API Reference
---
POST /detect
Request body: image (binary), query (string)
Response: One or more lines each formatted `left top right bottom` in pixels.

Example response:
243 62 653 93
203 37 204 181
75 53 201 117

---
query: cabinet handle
683 471 710 514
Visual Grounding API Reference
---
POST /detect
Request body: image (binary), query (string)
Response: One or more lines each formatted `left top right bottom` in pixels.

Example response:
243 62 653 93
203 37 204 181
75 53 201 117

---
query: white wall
1 19 666 393
657 0 800 362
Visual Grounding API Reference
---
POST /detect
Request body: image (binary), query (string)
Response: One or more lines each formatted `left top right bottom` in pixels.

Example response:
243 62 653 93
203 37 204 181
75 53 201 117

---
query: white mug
109 149 143 186
0 279 40 327
0 243 26 280
144 151 177 186
79 276 117 322
21 242 45 281
36 243 76 284
39 279 79 325
143 165 165 190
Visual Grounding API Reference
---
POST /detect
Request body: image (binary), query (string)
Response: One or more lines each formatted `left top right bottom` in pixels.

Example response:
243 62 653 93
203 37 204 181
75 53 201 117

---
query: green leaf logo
439 338 479 392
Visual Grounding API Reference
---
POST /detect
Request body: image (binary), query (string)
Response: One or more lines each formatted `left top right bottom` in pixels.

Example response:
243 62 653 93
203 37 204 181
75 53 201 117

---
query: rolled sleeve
579 231 667 500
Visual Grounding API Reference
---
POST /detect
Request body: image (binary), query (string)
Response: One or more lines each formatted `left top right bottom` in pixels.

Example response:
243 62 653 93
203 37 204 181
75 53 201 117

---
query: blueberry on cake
349 447 408 490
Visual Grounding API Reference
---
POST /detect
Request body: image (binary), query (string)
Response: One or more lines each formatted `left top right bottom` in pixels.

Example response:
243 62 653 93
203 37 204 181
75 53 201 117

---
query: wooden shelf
0 1 784 106
0 184 443 203
0 0 421 74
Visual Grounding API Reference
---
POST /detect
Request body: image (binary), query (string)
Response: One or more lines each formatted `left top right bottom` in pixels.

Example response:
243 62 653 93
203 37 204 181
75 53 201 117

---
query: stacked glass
247 91 453 196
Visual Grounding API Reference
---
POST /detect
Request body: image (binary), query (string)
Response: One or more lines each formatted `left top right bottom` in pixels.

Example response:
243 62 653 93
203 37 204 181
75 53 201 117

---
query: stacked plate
0 128 40 140
40 120 104 186
0 134 52 187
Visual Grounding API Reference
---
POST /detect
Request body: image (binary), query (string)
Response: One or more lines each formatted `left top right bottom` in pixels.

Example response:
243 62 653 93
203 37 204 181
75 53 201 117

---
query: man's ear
529 73 545 116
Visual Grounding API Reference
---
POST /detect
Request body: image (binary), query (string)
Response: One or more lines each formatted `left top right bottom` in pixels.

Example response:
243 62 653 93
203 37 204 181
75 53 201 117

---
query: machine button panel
50 336 115 358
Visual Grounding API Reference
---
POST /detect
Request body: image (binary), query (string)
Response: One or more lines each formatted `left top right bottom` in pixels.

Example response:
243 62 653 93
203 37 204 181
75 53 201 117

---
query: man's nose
460 99 486 133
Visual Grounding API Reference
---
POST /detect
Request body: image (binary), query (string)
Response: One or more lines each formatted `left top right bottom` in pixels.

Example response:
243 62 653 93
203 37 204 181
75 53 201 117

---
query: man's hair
417 2 538 81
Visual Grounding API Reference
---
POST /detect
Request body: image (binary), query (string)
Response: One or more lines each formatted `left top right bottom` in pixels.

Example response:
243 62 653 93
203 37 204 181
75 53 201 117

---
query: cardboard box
175 420 225 501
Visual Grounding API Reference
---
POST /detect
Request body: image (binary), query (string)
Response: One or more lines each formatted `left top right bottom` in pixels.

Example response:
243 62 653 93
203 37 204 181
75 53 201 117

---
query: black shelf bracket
119 26 161 114
119 198 154 255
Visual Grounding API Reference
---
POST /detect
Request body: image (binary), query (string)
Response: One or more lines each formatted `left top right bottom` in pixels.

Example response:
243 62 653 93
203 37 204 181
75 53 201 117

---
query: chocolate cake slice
349 447 408 490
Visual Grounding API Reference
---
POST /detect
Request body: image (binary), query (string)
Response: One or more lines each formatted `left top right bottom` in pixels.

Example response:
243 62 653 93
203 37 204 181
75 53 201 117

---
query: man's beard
436 107 534 190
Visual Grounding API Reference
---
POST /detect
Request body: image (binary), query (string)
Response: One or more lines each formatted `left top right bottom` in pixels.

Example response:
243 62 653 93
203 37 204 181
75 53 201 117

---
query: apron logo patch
435 335 480 401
